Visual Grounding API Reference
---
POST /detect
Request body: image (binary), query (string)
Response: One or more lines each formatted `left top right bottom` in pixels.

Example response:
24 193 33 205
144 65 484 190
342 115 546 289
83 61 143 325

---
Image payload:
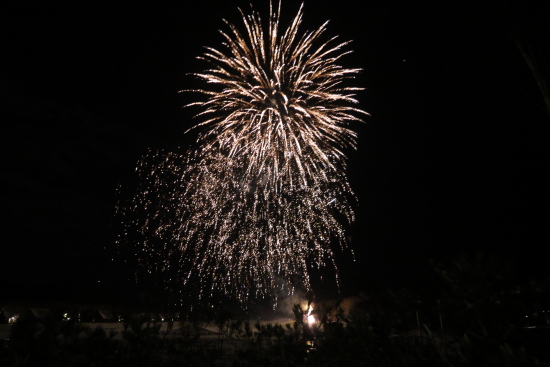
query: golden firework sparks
117 1 368 305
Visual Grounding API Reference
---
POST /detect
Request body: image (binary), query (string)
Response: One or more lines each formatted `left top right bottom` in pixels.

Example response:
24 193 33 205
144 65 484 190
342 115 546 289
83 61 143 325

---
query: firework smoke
117 2 367 305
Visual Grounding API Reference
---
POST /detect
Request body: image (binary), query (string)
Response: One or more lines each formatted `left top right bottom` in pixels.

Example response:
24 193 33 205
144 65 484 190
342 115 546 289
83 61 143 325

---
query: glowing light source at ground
306 304 316 325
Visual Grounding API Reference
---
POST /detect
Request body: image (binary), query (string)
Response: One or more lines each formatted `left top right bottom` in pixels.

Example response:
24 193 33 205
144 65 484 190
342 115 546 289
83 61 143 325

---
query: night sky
2 0 549 306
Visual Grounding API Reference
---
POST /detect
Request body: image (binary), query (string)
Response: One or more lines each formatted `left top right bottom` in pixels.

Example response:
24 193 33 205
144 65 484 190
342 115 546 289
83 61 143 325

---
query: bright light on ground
306 304 316 324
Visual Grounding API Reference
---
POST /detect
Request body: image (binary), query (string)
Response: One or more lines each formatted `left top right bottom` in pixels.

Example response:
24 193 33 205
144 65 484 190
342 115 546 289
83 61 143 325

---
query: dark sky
1 0 549 306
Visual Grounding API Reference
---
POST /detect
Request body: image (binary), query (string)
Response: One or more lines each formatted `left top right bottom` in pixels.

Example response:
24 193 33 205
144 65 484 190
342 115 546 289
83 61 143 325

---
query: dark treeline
2 253 550 366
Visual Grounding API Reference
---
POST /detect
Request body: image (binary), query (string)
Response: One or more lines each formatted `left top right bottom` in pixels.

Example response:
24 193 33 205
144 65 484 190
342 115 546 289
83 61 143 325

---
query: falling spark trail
117 1 368 305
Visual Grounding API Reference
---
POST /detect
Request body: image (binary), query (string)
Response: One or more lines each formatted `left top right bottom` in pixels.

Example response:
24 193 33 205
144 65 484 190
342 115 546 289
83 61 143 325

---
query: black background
1 0 549 306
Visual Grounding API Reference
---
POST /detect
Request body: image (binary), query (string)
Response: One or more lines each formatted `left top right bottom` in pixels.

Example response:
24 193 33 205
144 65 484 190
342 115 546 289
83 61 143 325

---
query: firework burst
117 1 367 305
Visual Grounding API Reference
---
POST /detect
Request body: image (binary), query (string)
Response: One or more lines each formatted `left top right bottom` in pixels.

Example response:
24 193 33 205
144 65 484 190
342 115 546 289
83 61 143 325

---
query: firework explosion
117 2 367 305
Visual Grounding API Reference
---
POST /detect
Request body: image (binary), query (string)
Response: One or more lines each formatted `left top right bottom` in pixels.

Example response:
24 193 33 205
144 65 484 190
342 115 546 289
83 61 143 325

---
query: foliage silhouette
2 255 549 366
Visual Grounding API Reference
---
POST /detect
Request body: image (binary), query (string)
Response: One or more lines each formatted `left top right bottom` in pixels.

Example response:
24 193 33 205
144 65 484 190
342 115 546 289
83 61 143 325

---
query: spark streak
117 1 367 305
